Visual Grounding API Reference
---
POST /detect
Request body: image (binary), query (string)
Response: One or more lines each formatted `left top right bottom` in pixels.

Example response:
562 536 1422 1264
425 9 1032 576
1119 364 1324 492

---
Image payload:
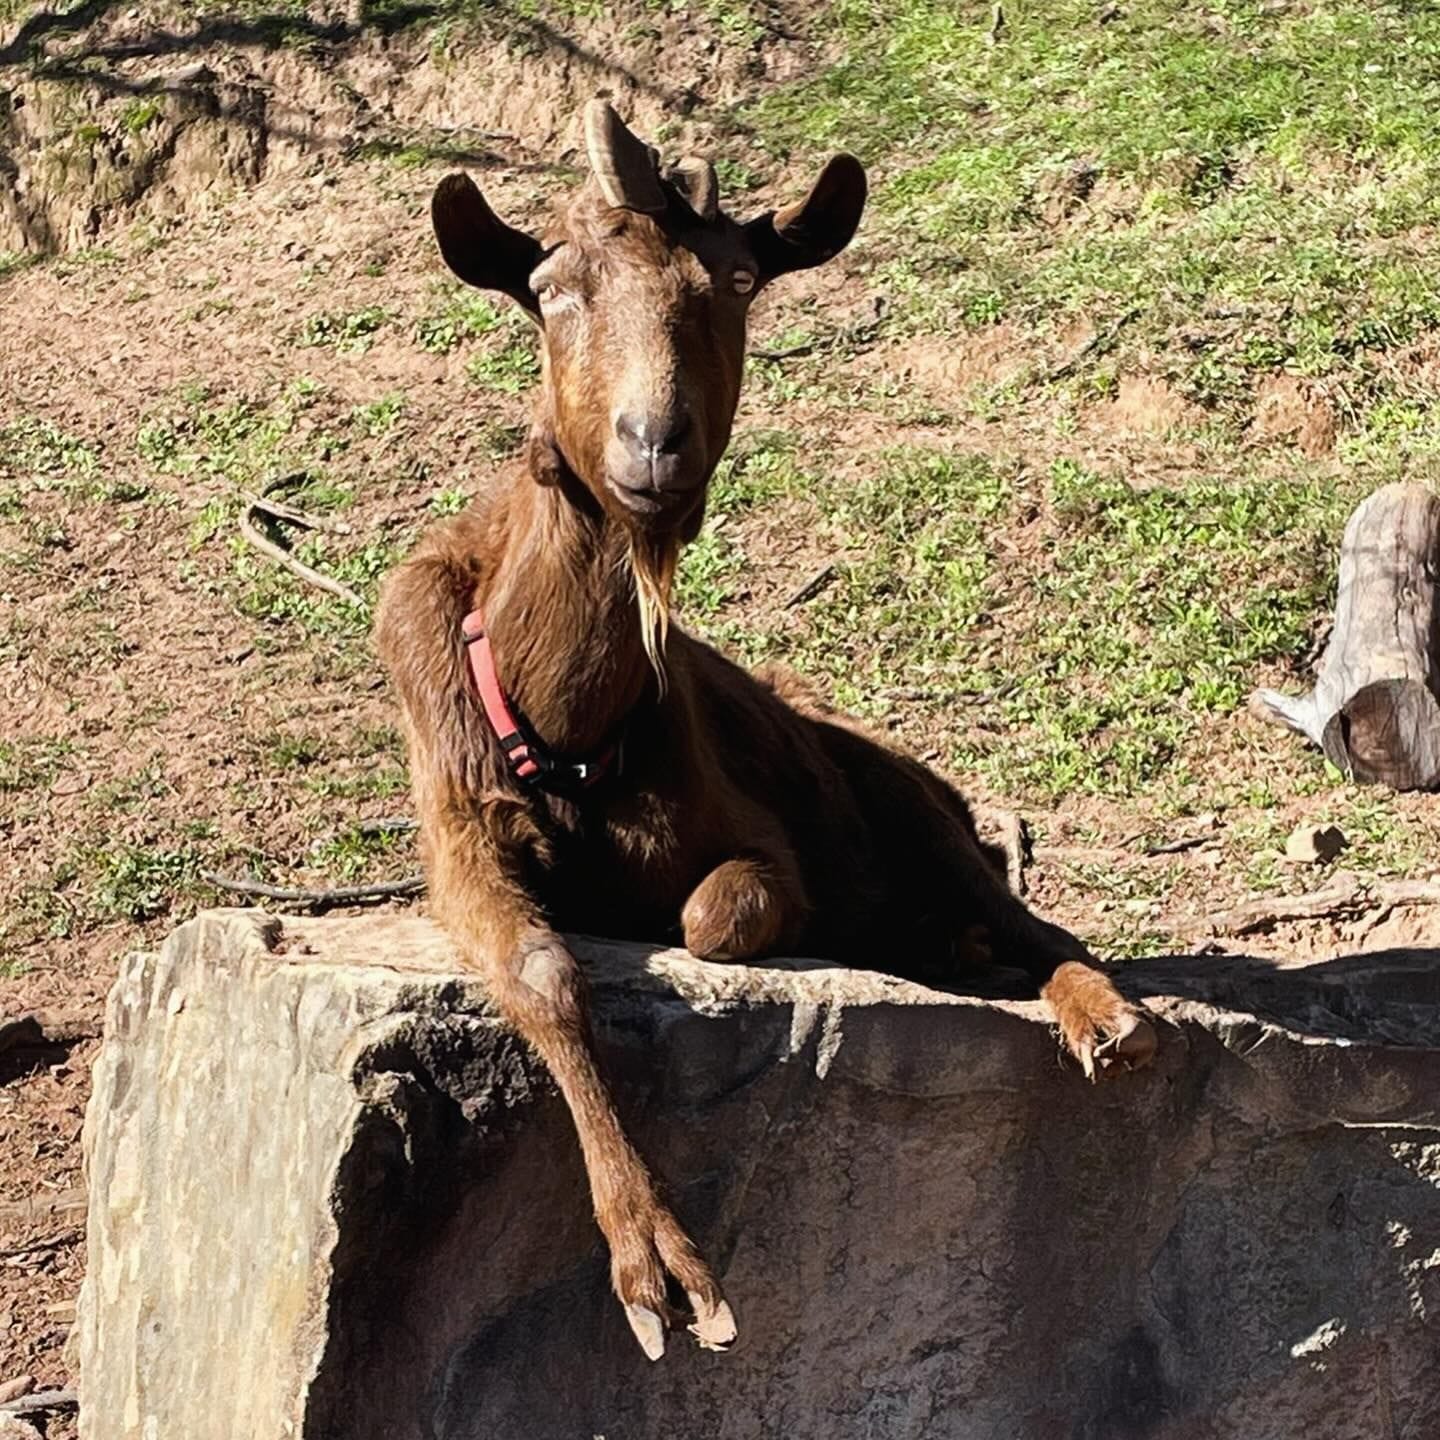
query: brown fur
377 127 1155 1358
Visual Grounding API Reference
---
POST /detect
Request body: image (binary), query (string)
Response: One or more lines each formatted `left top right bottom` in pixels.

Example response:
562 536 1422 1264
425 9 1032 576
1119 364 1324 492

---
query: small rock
0 1417 42 1439
1284 823 1347 865
0 1376 34 1404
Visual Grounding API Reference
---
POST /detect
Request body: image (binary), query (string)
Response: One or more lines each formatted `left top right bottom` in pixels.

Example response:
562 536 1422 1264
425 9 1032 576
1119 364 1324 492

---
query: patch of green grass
0 416 152 502
88 759 171 811
977 459 1358 799
351 393 405 438
138 392 295 485
269 732 328 768
299 305 393 353
676 430 812 619
89 844 203 922
120 97 163 134
303 766 411 801
748 0 1440 425
0 251 38 283
0 737 76 793
743 447 1363 803
225 532 405 640
465 335 540 394
429 487 469 516
0 416 98 483
307 822 414 881
414 288 504 354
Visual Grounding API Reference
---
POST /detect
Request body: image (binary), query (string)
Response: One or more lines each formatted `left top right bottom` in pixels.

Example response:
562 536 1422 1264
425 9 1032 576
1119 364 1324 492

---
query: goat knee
683 858 795 961
487 932 588 1040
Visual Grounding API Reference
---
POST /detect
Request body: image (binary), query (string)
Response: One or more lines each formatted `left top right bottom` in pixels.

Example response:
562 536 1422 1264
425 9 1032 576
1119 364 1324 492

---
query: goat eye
732 271 757 296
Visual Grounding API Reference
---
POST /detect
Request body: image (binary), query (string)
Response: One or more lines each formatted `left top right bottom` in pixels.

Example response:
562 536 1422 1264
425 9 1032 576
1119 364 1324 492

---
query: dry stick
1142 834 1215 857
1043 306 1140 383
1201 871 1440 936
201 871 426 909
994 809 1030 897
239 474 366 608
784 562 837 608
0 1228 82 1260
0 1389 78 1417
247 492 351 535
239 507 367 609
1203 872 1366 935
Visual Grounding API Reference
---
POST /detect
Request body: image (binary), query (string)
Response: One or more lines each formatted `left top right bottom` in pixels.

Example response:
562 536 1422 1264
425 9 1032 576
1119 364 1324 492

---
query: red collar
461 610 622 793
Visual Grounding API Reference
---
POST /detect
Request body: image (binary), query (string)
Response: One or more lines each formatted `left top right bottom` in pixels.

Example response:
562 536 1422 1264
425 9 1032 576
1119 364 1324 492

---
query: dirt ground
5 1 1440 1422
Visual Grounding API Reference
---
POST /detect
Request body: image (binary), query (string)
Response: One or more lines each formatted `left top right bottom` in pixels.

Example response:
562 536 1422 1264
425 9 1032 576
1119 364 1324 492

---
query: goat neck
480 456 659 757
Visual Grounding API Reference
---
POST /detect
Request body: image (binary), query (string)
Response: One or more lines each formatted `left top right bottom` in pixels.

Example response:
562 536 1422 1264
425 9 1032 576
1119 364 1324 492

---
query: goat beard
625 533 680 695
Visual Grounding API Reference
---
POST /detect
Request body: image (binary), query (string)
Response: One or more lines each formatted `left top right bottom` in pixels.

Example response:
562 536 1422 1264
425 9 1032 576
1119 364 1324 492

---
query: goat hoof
687 1293 737 1352
1082 1012 1158 1080
625 1304 668 1362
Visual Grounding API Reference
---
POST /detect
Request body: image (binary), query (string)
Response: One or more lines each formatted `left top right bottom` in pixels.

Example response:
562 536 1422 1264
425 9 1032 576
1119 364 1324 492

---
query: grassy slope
3 0 1440 975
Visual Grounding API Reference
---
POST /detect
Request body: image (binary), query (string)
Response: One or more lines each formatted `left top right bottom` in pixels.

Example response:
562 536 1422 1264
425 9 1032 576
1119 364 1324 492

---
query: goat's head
430 101 866 540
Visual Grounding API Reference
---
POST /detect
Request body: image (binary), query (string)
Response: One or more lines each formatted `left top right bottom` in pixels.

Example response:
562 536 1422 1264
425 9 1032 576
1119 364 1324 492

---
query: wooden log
1252 482 1440 790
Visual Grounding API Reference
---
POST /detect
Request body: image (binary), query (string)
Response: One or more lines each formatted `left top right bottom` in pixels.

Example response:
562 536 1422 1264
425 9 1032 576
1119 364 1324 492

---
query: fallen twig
246 492 351 535
1198 871 1440 936
1203 872 1366 935
1042 306 1139 383
994 809 1030 896
239 507 367 609
784 562 838 608
201 871 425 909
749 342 815 362
355 816 418 837
239 475 366 609
0 1228 82 1260
0 1389 77 1417
1141 834 1215 857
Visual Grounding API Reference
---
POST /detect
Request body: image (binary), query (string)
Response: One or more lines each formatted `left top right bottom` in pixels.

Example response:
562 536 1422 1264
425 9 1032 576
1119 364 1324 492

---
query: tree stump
1252 481 1440 790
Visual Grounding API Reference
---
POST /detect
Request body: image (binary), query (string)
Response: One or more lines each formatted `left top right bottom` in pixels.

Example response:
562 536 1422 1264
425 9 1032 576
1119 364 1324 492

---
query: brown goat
375 101 1157 1361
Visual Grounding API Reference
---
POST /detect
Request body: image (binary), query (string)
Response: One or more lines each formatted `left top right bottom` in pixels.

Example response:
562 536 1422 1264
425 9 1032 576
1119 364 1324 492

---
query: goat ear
744 154 867 285
432 172 544 318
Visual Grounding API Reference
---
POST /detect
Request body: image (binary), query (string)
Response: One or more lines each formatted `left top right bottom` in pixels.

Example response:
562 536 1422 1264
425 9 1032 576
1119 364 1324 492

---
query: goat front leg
429 814 736 1359
882 767 1157 1078
682 850 806 962
969 868 1156 1079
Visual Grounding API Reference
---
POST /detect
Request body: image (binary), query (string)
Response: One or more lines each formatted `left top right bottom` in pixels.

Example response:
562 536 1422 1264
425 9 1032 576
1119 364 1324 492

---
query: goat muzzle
606 408 704 513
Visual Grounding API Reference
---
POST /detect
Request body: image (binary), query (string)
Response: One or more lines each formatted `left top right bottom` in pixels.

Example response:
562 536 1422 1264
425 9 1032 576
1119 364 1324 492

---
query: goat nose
615 410 692 460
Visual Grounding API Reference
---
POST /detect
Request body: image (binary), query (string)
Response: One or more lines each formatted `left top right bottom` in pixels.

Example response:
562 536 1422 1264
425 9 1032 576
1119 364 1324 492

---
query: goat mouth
607 476 703 521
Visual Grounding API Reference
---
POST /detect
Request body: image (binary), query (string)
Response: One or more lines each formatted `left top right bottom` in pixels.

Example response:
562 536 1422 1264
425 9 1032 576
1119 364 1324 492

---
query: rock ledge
77 909 1440 1439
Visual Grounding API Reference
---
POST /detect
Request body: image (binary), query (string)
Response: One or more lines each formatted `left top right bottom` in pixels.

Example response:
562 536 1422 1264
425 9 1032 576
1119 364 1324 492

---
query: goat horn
669 156 718 222
584 99 666 214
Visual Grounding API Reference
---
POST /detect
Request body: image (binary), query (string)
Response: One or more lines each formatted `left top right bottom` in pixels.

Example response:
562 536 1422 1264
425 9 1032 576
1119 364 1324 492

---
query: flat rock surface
77 910 1440 1439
